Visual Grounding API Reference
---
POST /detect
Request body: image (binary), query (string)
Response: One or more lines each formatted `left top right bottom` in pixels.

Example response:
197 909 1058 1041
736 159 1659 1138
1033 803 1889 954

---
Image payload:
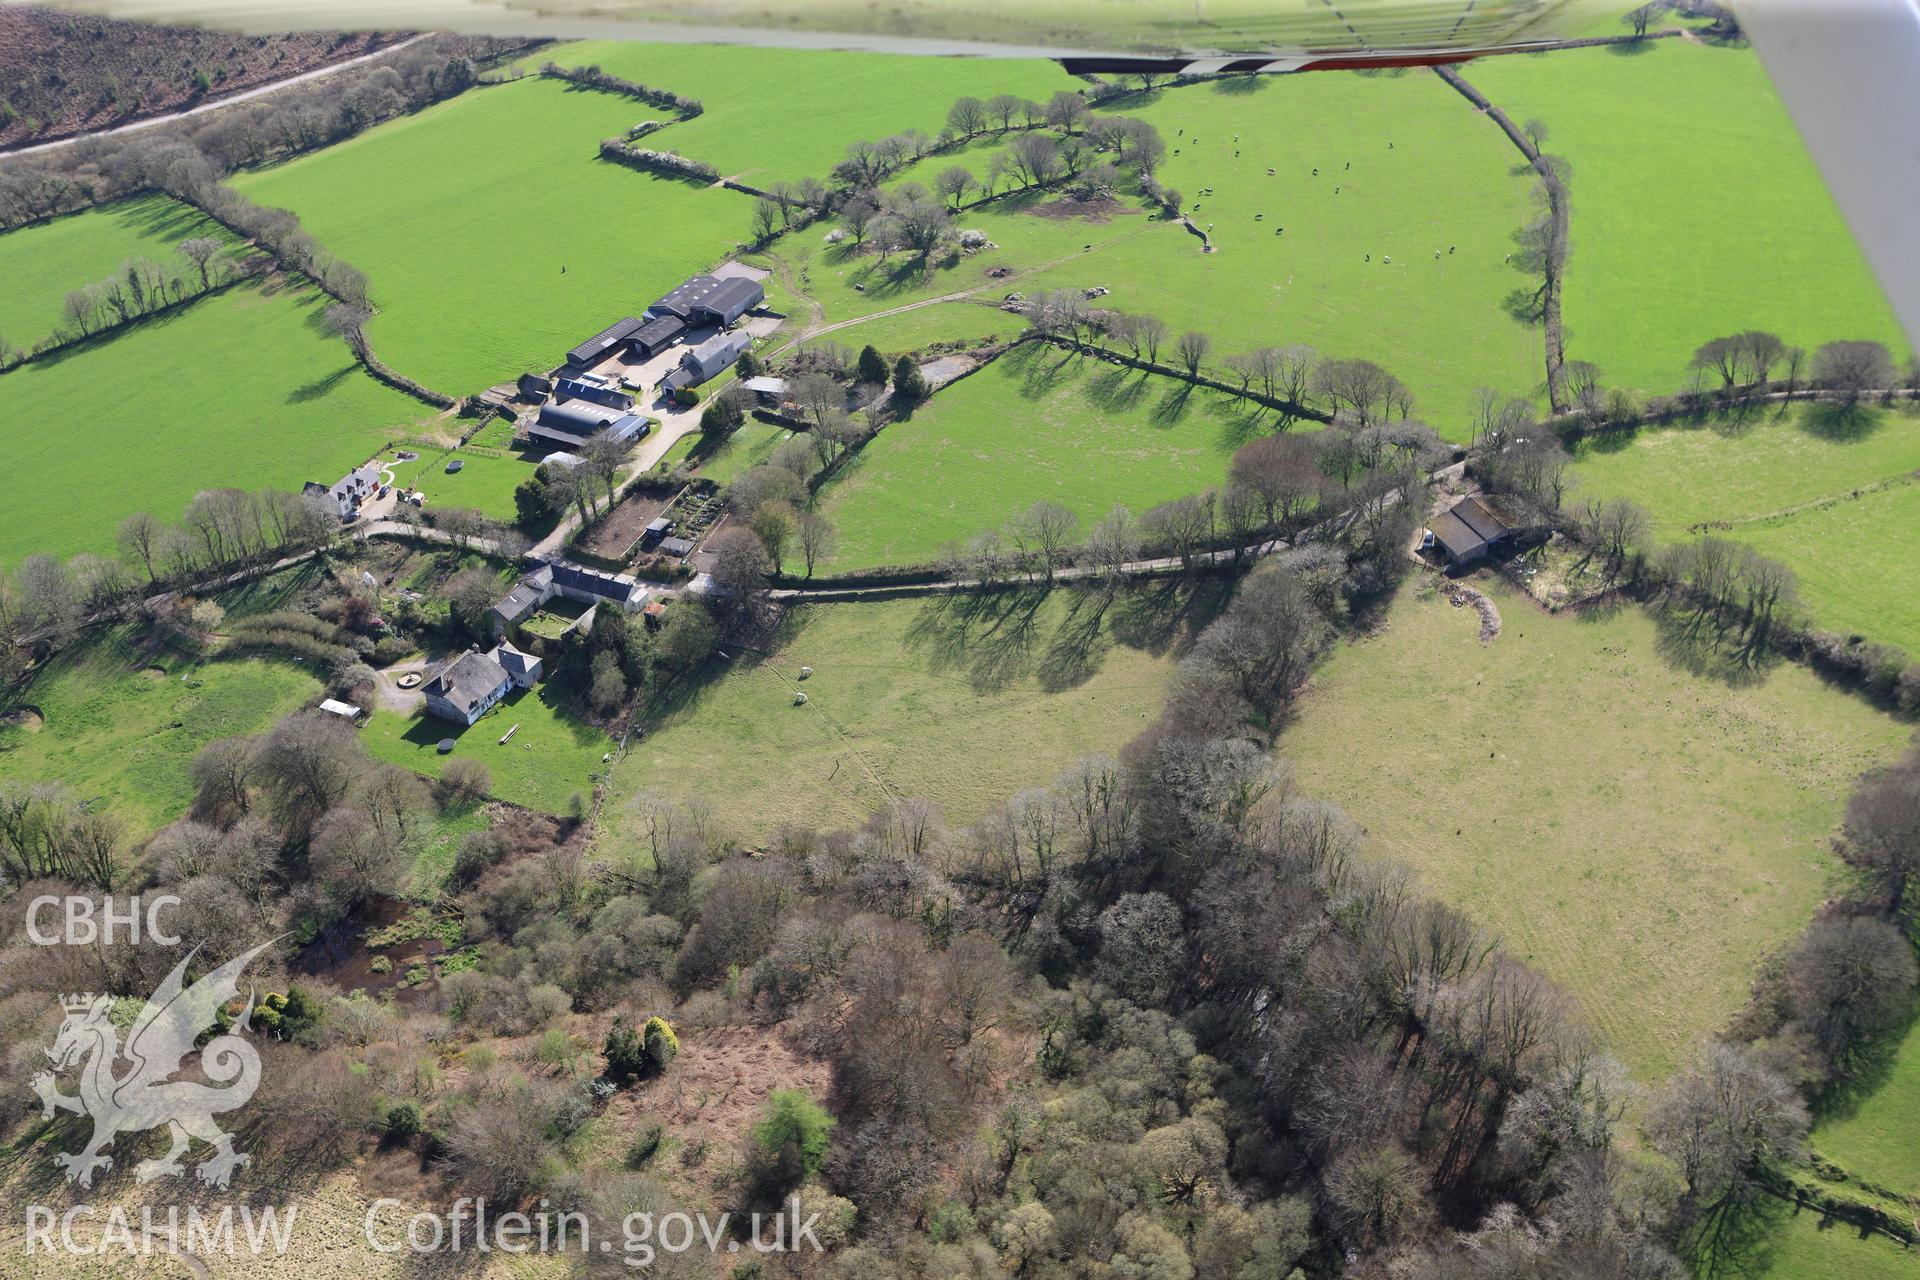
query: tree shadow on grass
1210 74 1268 95
1810 1005 1916 1126
1649 602 1781 688
1205 393 1270 450
1036 591 1113 691
1684 1194 1790 1280
1003 340 1080 399
1606 36 1660 56
902 587 1048 693
1151 378 1199 426
1799 400 1884 442
1107 575 1237 658
287 364 356 403
1085 362 1154 413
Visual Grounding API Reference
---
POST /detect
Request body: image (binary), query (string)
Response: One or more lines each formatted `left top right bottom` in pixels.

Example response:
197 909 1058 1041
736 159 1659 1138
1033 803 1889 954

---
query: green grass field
1813 1018 1920 1200
0 194 236 347
1471 42 1907 397
234 76 744 395
816 345 1260 569
0 280 427 565
362 683 613 815
1569 408 1920 653
660 420 796 485
1281 579 1909 1080
527 41 1076 187
1745 1199 1920 1280
605 586 1200 845
796 301 1022 362
385 440 539 522
0 629 319 840
1013 70 1543 438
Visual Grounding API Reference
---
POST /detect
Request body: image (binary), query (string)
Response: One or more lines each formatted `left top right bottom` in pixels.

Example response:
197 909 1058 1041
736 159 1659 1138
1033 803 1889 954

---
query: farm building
550 560 651 611
628 314 687 358
302 466 382 522
1428 495 1518 569
493 640 543 689
317 698 363 723
517 372 554 400
695 276 764 327
487 559 652 638
640 516 673 548
743 375 789 406
658 536 695 559
648 275 723 321
422 647 514 725
554 375 635 411
662 331 752 392
567 316 645 368
530 400 625 448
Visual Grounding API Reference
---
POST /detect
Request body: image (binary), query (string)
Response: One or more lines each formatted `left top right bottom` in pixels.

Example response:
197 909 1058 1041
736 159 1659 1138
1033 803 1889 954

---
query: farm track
2 34 431 158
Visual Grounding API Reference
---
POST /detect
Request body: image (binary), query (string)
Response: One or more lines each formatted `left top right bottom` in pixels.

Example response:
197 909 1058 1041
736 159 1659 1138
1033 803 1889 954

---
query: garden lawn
1012 69 1543 438
0 280 426 565
361 683 612 816
1471 42 1906 397
1569 408 1920 653
817 344 1259 570
385 441 539 523
1281 579 1909 1081
0 193 236 346
233 76 742 395
0 629 319 840
660 421 795 486
605 586 1199 846
528 41 1076 186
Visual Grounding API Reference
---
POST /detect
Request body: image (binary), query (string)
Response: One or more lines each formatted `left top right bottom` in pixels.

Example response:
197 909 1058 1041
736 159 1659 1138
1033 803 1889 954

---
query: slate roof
629 314 686 354
550 560 643 602
492 642 541 681
661 330 751 391
423 649 509 714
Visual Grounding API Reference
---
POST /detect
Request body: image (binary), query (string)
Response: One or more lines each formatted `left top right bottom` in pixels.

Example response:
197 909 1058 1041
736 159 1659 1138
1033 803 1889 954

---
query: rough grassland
1016 70 1542 438
0 280 427 565
1569 409 1920 653
817 345 1257 570
606 588 1193 846
0 193 233 344
1471 42 1906 396
1282 580 1908 1080
361 684 612 816
234 76 743 394
528 40 1076 186
0 634 318 841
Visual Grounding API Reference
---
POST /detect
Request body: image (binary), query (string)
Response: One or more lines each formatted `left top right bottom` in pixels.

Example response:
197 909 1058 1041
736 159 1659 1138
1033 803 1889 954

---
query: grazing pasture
0 281 426 565
0 193 234 345
361 683 612 816
233 76 742 395
1281 579 1908 1080
793 300 1021 361
526 40 1076 186
1014 69 1543 438
604 588 1197 846
815 344 1257 571
1569 408 1920 653
1470 42 1907 396
1813 1018 1920 1203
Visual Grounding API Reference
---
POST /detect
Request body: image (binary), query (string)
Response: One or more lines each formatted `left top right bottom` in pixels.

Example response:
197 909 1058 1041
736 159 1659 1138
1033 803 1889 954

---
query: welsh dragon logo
32 941 274 1189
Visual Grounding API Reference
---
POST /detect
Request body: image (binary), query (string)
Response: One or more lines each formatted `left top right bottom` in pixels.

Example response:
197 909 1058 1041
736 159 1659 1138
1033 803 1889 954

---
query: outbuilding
1428 495 1517 569
567 317 645 369
661 331 752 392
